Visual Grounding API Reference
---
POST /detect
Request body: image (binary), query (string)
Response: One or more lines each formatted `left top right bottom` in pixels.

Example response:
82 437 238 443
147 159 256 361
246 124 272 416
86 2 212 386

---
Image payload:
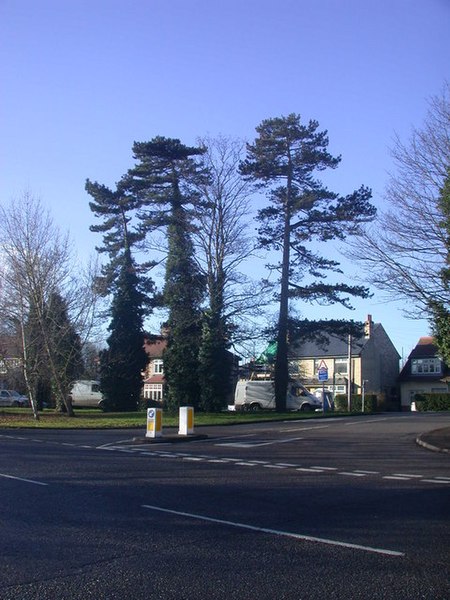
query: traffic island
416 426 450 453
131 432 209 444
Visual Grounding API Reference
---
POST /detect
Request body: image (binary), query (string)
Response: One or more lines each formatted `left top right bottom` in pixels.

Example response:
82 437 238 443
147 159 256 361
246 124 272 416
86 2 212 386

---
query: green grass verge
0 407 347 429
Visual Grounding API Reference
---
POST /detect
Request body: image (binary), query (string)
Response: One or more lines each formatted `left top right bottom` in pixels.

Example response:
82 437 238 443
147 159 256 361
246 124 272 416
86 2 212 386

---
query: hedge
334 394 378 413
413 393 450 411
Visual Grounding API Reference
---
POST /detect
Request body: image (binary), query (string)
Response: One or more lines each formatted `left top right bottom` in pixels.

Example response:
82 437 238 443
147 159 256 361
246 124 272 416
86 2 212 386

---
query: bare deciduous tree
195 135 269 345
346 83 450 317
0 192 101 418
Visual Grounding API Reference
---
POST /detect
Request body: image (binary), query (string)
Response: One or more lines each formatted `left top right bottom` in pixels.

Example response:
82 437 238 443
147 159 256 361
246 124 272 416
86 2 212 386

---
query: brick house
142 333 167 402
398 336 449 410
142 331 241 405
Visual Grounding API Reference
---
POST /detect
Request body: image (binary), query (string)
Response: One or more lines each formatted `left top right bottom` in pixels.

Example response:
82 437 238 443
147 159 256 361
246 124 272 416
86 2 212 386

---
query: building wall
400 380 449 408
360 326 399 396
290 327 399 398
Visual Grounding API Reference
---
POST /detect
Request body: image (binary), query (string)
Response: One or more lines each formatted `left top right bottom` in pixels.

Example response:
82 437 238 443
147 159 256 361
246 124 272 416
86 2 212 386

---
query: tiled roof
289 326 376 358
398 336 450 382
143 335 167 358
408 337 438 358
144 374 164 384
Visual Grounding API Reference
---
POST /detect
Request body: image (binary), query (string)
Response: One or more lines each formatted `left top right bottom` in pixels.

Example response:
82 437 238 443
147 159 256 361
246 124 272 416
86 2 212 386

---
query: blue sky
1 0 449 359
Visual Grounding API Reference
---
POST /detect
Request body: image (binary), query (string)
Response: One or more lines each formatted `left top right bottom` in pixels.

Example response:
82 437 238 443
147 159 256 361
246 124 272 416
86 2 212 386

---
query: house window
334 358 348 376
153 359 164 375
144 384 163 401
411 358 441 375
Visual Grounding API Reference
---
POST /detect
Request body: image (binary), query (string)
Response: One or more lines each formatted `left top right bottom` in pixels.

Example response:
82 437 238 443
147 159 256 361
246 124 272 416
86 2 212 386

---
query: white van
68 380 104 408
234 380 322 412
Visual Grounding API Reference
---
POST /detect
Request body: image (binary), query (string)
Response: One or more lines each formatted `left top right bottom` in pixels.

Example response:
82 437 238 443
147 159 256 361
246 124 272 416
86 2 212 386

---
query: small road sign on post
317 360 328 382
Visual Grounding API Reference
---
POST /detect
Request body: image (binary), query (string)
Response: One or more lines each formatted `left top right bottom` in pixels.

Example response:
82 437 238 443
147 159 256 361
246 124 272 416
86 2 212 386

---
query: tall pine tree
125 137 207 410
86 179 154 411
241 114 375 411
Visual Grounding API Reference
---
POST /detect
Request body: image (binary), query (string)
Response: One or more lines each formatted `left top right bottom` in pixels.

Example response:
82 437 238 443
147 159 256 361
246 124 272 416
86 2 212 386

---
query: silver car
0 390 28 407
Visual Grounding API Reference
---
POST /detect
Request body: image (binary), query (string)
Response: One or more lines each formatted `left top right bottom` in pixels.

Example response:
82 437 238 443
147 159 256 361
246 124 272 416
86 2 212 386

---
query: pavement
416 426 450 453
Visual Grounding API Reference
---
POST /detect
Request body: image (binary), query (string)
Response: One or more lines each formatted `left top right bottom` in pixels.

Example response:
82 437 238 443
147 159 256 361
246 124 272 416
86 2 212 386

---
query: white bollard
146 407 162 438
178 406 194 435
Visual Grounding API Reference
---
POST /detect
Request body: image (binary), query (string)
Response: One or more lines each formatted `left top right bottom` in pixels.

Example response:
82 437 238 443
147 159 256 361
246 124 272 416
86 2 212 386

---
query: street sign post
317 360 328 382
317 360 329 412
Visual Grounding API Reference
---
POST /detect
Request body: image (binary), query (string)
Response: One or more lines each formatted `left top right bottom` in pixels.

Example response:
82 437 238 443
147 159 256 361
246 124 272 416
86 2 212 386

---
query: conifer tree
98 250 148 411
241 114 375 411
86 179 154 411
125 137 207 410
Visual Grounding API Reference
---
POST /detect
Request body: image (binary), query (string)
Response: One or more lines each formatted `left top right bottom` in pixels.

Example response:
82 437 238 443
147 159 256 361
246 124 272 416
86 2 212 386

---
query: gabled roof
398 336 449 382
407 336 438 358
289 327 375 358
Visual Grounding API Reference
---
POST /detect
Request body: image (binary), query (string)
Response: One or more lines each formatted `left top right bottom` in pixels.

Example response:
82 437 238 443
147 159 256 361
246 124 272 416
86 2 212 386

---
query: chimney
364 314 374 338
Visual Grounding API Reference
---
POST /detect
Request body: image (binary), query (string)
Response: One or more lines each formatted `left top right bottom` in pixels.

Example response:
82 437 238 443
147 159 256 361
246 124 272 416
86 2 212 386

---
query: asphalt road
0 412 449 599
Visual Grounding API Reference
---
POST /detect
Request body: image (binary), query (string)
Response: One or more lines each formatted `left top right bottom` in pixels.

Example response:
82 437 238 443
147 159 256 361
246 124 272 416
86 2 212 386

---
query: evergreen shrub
413 393 450 411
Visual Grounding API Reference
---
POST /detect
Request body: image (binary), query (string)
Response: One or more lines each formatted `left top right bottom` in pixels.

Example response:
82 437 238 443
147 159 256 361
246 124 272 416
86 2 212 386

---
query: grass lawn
0 407 347 429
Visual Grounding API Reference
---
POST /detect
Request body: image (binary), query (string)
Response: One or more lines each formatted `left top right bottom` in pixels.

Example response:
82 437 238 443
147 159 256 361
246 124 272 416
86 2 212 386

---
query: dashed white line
311 466 338 471
353 470 379 475
338 472 367 477
422 479 450 485
296 467 325 473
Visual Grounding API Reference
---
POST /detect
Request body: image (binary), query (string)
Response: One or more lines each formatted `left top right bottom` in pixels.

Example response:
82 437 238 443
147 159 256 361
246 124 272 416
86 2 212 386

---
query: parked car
0 389 29 407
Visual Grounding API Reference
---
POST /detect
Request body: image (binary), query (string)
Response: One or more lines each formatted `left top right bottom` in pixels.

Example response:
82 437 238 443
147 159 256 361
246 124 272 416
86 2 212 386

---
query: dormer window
411 358 441 375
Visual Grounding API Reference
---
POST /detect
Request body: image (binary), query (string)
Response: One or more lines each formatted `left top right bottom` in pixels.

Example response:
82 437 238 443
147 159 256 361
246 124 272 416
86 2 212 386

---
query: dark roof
398 336 449 382
289 327 376 358
408 336 439 358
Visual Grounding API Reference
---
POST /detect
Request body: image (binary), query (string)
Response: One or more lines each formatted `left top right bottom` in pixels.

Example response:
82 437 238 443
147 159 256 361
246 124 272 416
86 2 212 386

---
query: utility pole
347 332 352 412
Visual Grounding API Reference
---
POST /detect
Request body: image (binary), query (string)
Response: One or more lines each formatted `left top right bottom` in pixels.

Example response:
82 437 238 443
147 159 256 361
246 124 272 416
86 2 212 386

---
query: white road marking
345 418 389 426
283 425 330 432
383 476 411 481
296 467 325 473
0 473 48 486
338 472 367 477
392 473 423 479
311 466 338 471
353 470 379 475
142 504 405 557
422 479 450 485
216 436 304 448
